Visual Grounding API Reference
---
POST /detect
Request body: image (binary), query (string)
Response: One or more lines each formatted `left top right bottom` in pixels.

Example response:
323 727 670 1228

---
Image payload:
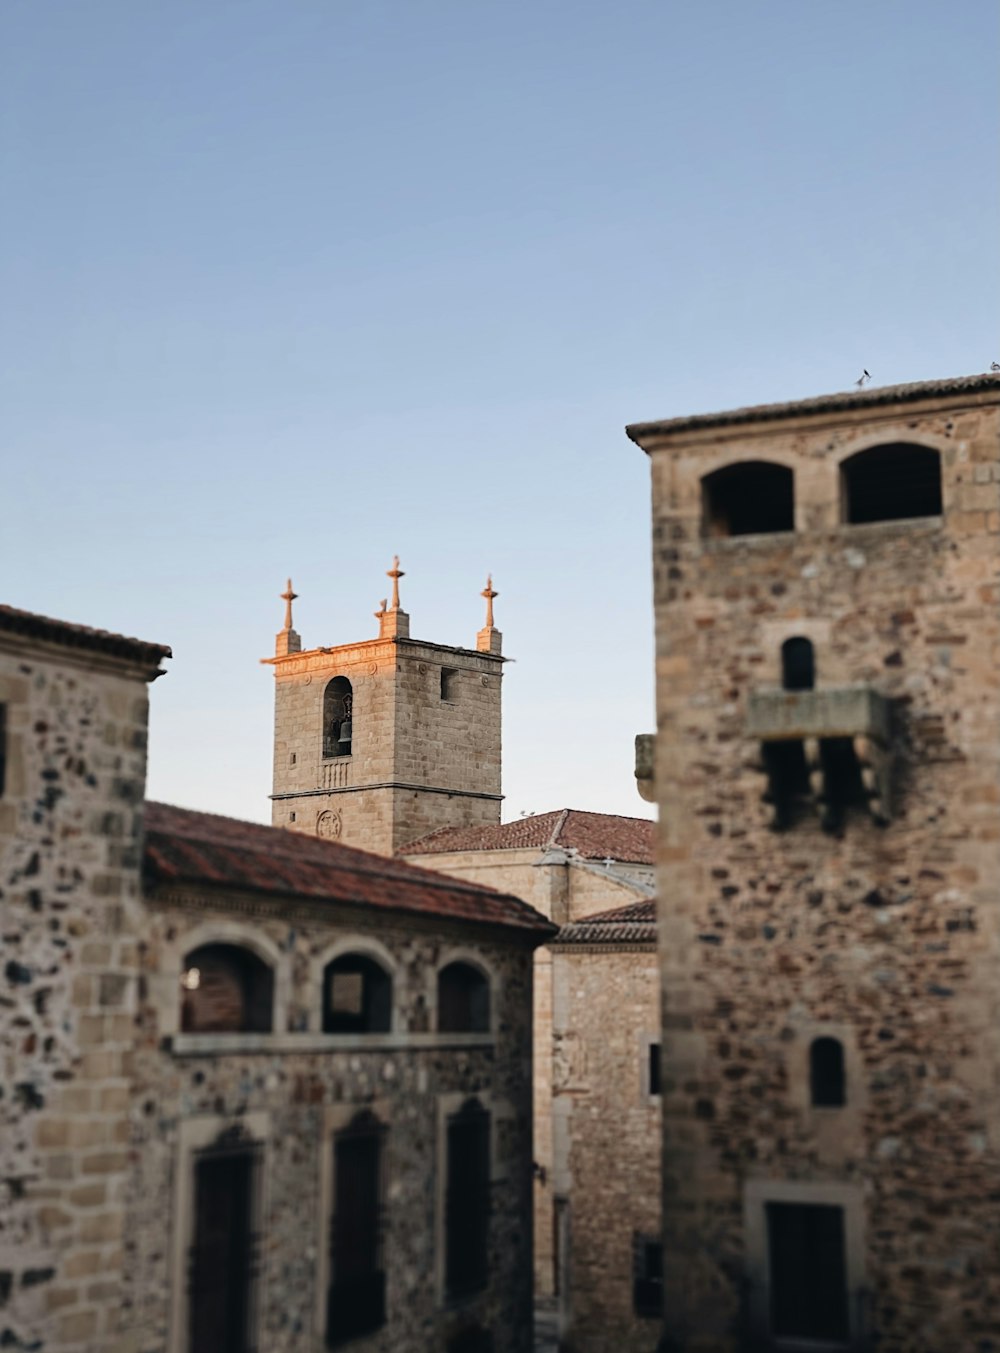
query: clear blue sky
3 0 997 824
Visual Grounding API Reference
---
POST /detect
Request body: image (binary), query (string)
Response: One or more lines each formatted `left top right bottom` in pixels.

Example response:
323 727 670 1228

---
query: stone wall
124 889 537 1353
636 385 1000 1350
550 944 660 1353
0 639 156 1353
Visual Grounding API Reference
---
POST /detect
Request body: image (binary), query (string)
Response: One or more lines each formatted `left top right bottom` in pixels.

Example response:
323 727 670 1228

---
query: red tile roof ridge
553 897 658 945
401 808 655 863
143 801 556 935
0 603 171 668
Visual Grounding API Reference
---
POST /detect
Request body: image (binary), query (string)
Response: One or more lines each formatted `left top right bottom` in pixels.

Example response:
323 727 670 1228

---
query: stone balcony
746 685 891 746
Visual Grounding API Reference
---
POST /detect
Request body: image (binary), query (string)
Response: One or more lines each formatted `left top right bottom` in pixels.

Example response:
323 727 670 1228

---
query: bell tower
264 559 505 856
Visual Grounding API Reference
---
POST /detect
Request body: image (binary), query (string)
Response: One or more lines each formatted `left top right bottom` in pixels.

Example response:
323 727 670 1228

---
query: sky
2 0 998 825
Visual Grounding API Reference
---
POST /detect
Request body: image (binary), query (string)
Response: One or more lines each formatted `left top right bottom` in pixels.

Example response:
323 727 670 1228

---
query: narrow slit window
648 1043 661 1097
0 703 6 797
702 462 794 537
842 444 942 524
810 1037 846 1107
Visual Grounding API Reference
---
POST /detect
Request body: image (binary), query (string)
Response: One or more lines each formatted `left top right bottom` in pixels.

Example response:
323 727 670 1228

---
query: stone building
0 604 171 1352
265 562 504 855
129 802 554 1353
628 373 1000 1352
548 899 661 1353
1 600 554 1353
398 812 655 1303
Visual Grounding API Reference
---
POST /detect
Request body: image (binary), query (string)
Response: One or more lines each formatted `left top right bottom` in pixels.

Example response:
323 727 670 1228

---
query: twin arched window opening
700 445 942 538
323 677 353 759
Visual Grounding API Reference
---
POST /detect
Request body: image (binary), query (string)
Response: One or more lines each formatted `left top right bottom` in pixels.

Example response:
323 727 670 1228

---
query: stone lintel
746 686 891 744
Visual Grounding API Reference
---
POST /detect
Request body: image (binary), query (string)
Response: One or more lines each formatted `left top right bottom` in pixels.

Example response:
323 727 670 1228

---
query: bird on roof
854 369 871 388
991 361 1000 372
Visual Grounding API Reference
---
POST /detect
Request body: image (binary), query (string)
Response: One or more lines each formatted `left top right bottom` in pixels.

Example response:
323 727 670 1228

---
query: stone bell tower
264 559 505 856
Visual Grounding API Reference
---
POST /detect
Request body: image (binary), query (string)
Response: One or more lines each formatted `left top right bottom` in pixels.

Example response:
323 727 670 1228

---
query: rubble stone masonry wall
125 892 536 1353
0 641 153 1353
640 388 1000 1351
550 945 661 1353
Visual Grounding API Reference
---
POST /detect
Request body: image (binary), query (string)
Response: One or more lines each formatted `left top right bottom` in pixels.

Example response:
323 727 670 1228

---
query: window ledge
167 1031 495 1056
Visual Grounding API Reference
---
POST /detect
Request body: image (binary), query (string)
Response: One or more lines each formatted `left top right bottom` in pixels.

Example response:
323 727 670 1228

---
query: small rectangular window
648 1043 661 1097
633 1235 663 1317
289 752 296 766
441 668 458 701
766 1202 848 1342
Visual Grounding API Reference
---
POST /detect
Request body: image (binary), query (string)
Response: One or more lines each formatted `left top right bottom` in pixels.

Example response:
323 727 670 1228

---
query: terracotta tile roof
553 898 658 946
143 802 556 938
401 809 655 864
0 603 171 673
626 372 1000 442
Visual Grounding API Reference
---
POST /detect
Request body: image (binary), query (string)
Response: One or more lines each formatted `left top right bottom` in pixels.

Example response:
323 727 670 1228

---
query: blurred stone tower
265 559 504 855
628 374 1000 1352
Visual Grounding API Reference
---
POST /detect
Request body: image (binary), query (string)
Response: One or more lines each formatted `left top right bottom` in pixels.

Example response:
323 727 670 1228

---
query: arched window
437 961 490 1033
323 677 353 759
327 1111 386 1345
702 462 794 537
841 444 942 524
781 637 815 691
809 1036 846 1107
323 953 392 1034
180 943 274 1033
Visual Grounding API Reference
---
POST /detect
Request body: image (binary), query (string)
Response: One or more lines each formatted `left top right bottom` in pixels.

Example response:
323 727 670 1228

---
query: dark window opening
648 1043 661 1096
441 667 459 701
181 944 274 1034
810 1037 846 1108
438 962 490 1033
447 1328 493 1353
188 1133 260 1353
818 737 868 834
633 1235 664 1317
781 637 815 691
842 443 942 524
327 1112 386 1347
446 1099 490 1302
323 677 353 759
766 1202 849 1343
323 954 392 1034
702 462 794 538
762 740 811 830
